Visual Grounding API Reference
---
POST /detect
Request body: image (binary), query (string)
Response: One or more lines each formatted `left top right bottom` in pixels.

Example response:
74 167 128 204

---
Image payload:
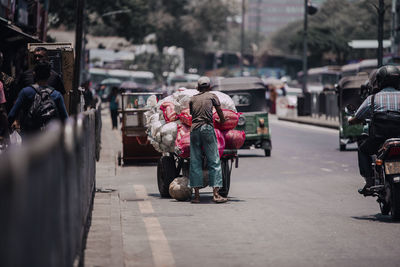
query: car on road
212 77 272 156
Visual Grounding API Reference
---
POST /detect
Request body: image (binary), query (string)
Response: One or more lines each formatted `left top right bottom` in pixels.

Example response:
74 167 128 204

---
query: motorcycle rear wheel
391 183 400 220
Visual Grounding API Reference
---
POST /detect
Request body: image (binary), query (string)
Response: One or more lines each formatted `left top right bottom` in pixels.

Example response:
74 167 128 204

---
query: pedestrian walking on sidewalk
8 61 68 135
189 76 227 203
17 47 66 96
109 87 119 129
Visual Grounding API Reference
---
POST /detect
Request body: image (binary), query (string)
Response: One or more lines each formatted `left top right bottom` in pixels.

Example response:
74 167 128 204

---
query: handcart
117 92 163 165
157 149 239 198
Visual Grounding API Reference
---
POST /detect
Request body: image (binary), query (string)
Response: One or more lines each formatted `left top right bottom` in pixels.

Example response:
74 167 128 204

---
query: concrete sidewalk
84 107 125 267
277 115 339 129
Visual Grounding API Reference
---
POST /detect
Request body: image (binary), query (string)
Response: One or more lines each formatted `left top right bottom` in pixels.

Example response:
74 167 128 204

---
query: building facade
246 0 325 38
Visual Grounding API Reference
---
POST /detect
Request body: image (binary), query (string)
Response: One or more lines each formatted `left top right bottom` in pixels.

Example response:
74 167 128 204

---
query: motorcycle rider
349 65 400 195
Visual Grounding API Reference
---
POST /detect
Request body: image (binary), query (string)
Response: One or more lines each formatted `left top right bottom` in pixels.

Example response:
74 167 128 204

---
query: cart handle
136 136 150 145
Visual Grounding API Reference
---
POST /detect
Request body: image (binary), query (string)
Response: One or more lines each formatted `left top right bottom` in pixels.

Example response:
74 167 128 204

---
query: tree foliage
49 0 234 54
266 0 392 65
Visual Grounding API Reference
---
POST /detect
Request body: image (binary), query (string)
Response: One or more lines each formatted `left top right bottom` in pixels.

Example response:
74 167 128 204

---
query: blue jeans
189 124 222 188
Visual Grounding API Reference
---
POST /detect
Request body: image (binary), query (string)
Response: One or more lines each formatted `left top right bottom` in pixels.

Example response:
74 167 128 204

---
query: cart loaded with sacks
144 87 244 200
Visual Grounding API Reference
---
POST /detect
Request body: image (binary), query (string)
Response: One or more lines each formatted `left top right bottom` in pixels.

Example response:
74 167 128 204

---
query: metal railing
0 98 102 267
298 91 338 119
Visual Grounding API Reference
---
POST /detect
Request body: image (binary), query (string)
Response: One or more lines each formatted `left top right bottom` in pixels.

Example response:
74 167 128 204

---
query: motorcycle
346 104 400 220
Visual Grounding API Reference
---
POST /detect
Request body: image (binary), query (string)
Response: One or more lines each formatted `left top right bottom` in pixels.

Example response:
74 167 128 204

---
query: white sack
169 177 191 201
210 91 237 112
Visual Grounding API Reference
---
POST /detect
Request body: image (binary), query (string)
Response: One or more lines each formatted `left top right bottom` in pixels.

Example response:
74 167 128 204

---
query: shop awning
0 18 41 44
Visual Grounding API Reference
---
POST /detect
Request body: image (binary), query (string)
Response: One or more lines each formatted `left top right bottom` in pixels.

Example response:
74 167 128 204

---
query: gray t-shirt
189 91 221 131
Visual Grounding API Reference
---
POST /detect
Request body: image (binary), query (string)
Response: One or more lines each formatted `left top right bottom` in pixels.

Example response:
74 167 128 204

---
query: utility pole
255 0 262 47
302 0 308 93
71 0 85 115
240 0 245 76
377 0 385 67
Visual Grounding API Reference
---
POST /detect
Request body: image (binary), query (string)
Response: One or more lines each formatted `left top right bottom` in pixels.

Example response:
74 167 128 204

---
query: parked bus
89 68 156 90
298 66 341 92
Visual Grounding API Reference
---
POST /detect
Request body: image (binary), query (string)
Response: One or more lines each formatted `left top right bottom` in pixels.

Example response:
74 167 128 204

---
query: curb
278 116 339 130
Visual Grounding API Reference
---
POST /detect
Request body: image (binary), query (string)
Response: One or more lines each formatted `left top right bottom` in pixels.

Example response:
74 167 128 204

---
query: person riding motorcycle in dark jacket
349 65 400 195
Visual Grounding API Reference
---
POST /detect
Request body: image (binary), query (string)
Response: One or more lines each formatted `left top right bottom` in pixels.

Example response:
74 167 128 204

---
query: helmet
376 65 400 90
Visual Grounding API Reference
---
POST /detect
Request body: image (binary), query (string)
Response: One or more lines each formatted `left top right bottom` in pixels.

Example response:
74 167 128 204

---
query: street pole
377 0 385 67
240 0 245 76
71 0 85 115
302 0 308 93
255 0 261 47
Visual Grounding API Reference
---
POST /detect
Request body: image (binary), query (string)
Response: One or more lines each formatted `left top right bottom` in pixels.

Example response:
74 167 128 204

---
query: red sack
214 128 225 158
179 108 192 126
223 130 246 149
160 102 178 122
213 109 240 131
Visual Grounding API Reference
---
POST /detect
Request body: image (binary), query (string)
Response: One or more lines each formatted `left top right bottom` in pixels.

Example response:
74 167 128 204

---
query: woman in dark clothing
109 87 119 129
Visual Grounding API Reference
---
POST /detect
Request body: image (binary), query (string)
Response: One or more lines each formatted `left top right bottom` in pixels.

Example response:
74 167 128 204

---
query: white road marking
143 217 176 267
321 168 333 172
134 185 176 267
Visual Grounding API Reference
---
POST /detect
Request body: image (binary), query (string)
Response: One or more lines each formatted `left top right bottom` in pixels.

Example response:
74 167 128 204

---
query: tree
49 0 235 72
263 0 392 66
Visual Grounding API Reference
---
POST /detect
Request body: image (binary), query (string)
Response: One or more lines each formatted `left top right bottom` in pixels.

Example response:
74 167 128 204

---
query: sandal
213 195 228 203
191 196 200 204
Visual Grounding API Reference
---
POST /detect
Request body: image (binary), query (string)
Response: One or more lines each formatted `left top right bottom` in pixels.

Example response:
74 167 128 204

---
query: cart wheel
219 159 231 197
264 149 271 157
340 144 346 151
117 151 122 166
157 156 176 198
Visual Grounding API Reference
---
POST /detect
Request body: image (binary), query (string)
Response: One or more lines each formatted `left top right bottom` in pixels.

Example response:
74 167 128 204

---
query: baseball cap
197 76 211 88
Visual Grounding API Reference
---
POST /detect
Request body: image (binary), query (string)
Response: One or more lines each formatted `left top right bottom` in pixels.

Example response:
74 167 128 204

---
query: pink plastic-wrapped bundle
175 124 191 158
176 124 190 141
223 130 246 149
214 128 225 158
160 102 178 122
175 132 191 158
178 108 192 127
213 109 240 131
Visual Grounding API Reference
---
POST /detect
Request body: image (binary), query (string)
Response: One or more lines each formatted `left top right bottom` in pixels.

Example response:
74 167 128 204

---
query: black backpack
24 84 59 131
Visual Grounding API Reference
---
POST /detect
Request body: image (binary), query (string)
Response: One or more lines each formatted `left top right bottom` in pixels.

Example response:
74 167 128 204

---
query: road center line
134 185 176 267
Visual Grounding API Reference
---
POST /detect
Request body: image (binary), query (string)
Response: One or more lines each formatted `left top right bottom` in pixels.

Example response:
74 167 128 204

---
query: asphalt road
88 114 400 267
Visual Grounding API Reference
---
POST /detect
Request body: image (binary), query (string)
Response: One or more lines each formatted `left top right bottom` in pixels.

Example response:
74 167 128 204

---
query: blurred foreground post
377 0 385 67
302 0 308 93
240 0 245 76
71 0 86 115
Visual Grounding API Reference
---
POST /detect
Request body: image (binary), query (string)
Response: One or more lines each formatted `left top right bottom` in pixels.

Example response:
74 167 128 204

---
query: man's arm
55 93 68 120
348 116 363 125
215 105 225 124
348 95 372 125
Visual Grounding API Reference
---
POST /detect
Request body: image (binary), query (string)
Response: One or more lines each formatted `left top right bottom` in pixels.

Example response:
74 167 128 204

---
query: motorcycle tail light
376 159 383 166
388 147 400 157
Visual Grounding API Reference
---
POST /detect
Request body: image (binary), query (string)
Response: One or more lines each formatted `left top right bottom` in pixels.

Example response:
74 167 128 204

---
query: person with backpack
8 61 68 135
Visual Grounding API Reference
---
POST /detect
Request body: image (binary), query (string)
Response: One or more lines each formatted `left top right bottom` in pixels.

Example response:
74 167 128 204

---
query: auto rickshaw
211 77 272 156
117 92 163 165
336 74 369 151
